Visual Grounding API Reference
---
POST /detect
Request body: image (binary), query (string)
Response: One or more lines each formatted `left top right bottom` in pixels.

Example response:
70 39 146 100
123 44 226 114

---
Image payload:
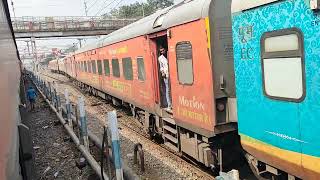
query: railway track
86 96 215 179
86 95 215 180
39 70 215 179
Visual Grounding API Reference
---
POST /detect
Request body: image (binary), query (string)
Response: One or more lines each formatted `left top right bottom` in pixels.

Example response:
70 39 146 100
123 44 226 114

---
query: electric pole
30 37 38 71
11 0 16 18
25 40 30 56
141 4 145 17
84 0 88 16
78 38 83 48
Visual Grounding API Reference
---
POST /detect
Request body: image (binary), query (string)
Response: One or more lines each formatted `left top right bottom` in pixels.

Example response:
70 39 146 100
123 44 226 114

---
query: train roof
231 0 279 13
49 59 58 63
75 0 211 54
49 58 64 63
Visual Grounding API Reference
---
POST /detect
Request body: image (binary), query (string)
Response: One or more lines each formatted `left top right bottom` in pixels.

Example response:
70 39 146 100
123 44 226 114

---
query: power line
105 0 125 16
110 0 125 11
87 0 101 11
94 0 119 16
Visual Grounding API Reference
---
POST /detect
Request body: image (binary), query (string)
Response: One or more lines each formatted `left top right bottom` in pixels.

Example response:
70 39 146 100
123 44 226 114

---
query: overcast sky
8 0 143 17
9 0 144 57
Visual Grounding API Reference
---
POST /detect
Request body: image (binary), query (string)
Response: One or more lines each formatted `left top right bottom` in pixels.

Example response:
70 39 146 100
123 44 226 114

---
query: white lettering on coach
178 96 205 111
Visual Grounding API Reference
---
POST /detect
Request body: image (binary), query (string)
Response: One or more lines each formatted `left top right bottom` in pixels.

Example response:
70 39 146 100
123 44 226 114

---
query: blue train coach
231 0 320 179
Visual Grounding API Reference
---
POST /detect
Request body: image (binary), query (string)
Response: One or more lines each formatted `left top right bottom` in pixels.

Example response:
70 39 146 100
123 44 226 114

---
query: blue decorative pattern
232 0 320 158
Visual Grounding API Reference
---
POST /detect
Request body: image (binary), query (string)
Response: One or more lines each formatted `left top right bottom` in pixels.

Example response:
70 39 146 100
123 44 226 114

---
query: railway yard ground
26 69 256 180
23 79 97 180
33 69 216 180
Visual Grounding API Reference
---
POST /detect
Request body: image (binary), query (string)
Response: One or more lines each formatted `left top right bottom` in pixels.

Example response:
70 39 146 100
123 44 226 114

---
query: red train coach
48 59 59 72
48 58 68 75
63 0 238 170
57 58 66 73
1 0 34 179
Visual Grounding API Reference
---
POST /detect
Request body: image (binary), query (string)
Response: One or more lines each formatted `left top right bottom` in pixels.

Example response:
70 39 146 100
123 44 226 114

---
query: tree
40 54 55 65
63 45 78 54
145 0 174 14
103 0 173 19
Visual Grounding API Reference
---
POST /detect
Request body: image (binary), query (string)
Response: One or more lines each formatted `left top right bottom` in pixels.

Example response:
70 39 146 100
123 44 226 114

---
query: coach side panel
168 19 216 136
74 36 156 113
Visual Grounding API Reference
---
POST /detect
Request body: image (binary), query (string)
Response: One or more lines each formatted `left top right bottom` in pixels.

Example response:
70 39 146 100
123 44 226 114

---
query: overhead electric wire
109 0 125 12
87 0 101 11
92 0 112 15
94 0 120 16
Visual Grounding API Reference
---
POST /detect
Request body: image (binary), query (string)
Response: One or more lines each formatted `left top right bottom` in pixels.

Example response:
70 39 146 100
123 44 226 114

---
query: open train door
148 30 172 115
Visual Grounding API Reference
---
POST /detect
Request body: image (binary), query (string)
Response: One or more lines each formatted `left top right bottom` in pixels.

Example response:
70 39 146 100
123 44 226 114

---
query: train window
97 60 103 75
84 61 87 72
137 57 145 81
103 59 110 76
112 59 120 77
176 41 194 85
88 60 92 73
81 61 84 71
261 28 305 102
122 57 133 80
92 60 97 74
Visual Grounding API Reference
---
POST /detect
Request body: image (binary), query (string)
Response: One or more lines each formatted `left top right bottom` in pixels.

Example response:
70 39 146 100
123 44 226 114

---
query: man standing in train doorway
158 46 172 112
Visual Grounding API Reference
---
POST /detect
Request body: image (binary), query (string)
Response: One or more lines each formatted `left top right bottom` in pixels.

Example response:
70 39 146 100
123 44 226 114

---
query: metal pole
26 41 30 56
65 89 73 129
54 84 59 110
84 0 88 16
133 143 145 172
43 82 47 98
57 95 62 115
52 82 56 108
103 127 112 178
108 110 123 180
11 0 16 18
78 96 89 150
30 37 36 71
141 4 145 17
60 107 139 180
78 38 82 48
31 37 38 72
34 40 38 66
30 38 34 55
54 81 61 114
218 148 223 172
48 82 52 101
